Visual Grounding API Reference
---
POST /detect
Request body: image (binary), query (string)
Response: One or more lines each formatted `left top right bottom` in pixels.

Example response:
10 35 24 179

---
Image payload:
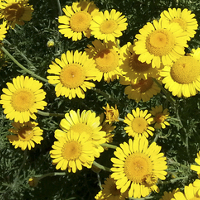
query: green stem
118 117 124 122
1 46 48 83
37 110 65 117
56 0 62 16
93 161 111 172
101 143 117 150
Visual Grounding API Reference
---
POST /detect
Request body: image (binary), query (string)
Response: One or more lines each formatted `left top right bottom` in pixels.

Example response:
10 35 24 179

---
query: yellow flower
160 48 200 98
111 136 167 198
160 189 180 200
59 109 106 158
124 107 154 138
90 9 128 42
95 176 128 200
85 39 122 83
7 121 43 150
160 8 198 41
133 19 188 68
47 39 54 48
0 75 47 123
50 129 94 172
0 0 33 28
120 77 161 102
47 50 100 99
191 151 200 178
150 105 170 129
0 22 7 41
58 0 99 41
103 103 119 124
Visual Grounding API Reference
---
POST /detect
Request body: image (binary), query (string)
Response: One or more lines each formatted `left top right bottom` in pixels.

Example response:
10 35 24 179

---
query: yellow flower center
131 78 154 93
11 89 35 112
62 141 82 160
70 123 93 137
60 64 85 88
146 29 175 56
124 153 152 183
100 20 118 34
95 49 119 72
4 3 25 21
18 127 34 141
171 18 187 31
170 56 200 84
154 113 166 123
131 117 148 134
70 11 91 32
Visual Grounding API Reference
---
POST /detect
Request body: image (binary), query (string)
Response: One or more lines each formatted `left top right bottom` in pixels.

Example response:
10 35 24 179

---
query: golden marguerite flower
172 179 200 200
124 107 154 138
0 0 33 28
120 42 159 83
50 129 94 172
150 105 170 129
120 77 161 102
0 75 47 123
111 136 167 198
85 39 121 82
58 0 99 41
160 48 200 98
90 9 128 42
103 103 119 124
133 19 188 68
191 151 200 178
47 50 100 99
160 8 198 41
0 21 7 41
95 176 128 200
160 189 180 200
7 121 43 150
59 109 106 158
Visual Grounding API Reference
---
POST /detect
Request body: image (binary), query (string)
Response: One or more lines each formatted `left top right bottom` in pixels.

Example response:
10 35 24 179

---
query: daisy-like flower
58 0 99 41
191 151 200 178
59 109 106 158
111 136 167 198
120 77 161 102
150 105 170 129
160 48 200 98
95 176 128 200
160 8 198 41
120 42 159 83
160 189 180 200
124 107 155 138
0 22 7 41
103 103 119 124
0 0 33 28
133 19 188 68
50 129 94 172
172 179 200 200
0 75 47 123
90 9 128 42
85 39 121 82
47 50 100 99
7 121 43 150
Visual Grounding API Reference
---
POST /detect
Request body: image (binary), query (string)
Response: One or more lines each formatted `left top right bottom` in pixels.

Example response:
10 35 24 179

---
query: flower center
70 123 93 137
62 141 82 160
142 173 158 186
154 113 166 123
131 117 148 134
100 20 118 34
124 153 152 183
170 56 200 84
60 64 85 88
70 11 91 32
11 89 35 112
18 127 34 141
171 18 187 31
146 29 175 56
130 54 152 72
131 78 154 93
4 3 25 21
95 49 119 72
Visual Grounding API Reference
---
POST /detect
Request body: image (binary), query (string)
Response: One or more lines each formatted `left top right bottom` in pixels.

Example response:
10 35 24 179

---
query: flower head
111 136 167 198
124 107 155 138
160 189 180 200
103 103 119 124
0 0 33 28
160 8 198 41
160 48 200 98
150 105 170 129
133 19 188 68
90 9 128 42
47 50 100 99
191 151 200 178
0 75 47 123
7 121 43 150
28 177 40 187
58 0 99 41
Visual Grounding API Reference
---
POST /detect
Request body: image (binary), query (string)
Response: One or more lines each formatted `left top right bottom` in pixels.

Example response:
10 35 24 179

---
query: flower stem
56 0 62 16
37 110 65 117
93 161 111 172
101 143 117 150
